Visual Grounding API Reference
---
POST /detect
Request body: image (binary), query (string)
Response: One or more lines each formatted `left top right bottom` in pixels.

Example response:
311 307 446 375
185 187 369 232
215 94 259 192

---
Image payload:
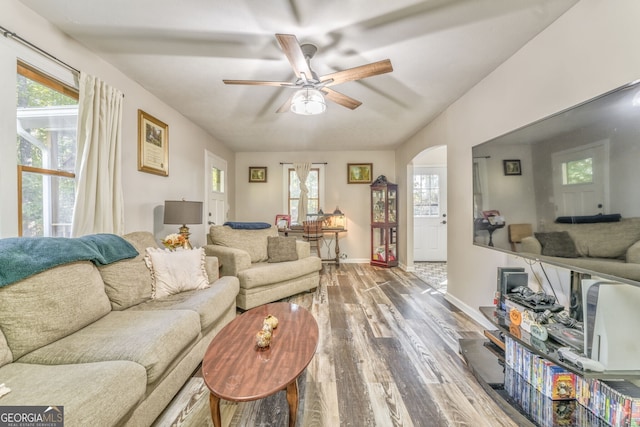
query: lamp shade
163 200 203 225
290 88 326 115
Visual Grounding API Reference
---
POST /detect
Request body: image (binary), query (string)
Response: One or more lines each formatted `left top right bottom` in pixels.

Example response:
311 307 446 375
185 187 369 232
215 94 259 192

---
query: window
562 157 593 185
287 168 320 224
413 172 440 217
16 61 79 237
211 166 224 193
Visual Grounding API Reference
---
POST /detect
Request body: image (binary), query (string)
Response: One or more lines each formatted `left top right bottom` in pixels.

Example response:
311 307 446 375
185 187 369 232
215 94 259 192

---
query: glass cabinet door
370 177 398 267
372 189 386 223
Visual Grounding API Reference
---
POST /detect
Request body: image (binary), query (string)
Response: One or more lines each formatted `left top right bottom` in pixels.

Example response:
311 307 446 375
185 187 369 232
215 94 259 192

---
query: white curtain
71 72 124 236
294 162 311 224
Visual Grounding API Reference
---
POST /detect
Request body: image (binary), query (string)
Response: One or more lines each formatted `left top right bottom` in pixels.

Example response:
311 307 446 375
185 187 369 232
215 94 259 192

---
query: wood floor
160 263 517 427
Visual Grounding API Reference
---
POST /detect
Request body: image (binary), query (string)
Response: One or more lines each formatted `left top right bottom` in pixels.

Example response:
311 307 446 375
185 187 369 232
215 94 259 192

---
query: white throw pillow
144 247 210 299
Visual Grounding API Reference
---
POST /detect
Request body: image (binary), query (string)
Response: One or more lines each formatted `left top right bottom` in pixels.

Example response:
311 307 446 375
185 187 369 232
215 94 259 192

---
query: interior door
551 141 608 217
205 151 227 228
413 167 447 261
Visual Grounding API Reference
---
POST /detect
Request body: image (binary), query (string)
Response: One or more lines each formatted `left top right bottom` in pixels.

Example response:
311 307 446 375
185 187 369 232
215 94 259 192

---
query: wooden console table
281 227 347 264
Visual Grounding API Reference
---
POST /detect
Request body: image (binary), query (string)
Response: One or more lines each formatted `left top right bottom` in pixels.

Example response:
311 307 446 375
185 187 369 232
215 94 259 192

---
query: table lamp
163 200 203 248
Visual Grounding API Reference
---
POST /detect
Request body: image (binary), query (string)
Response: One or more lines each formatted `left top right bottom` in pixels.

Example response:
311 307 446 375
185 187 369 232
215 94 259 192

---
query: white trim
444 293 494 330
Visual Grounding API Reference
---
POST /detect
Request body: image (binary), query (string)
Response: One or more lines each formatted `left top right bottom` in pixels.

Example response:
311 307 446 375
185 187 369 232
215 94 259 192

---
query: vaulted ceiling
19 0 577 152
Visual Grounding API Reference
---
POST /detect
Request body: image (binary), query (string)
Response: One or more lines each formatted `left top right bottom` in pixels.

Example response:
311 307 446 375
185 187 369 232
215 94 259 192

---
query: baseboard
339 258 369 264
444 293 494 330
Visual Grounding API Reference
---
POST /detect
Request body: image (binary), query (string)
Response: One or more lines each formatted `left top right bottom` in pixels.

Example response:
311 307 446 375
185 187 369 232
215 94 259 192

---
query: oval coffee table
202 302 318 427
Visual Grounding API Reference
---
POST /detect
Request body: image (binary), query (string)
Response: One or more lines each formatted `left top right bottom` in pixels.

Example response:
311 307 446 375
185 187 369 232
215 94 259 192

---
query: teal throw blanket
0 234 139 287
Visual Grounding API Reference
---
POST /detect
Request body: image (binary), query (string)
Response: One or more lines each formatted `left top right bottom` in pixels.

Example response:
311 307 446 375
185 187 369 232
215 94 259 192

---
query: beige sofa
520 218 640 281
205 225 322 310
0 231 239 427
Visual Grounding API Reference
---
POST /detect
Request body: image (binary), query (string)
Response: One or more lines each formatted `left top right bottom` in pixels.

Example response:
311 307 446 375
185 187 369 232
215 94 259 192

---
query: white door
413 167 447 261
551 141 609 217
205 151 227 228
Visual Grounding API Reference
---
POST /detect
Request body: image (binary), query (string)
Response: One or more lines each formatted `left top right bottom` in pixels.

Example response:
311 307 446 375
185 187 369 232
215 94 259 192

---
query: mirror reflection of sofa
520 217 640 282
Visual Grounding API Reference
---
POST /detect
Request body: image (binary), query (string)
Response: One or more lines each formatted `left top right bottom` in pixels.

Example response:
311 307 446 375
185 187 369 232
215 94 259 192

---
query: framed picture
347 163 373 184
138 110 169 176
503 159 522 176
249 166 267 183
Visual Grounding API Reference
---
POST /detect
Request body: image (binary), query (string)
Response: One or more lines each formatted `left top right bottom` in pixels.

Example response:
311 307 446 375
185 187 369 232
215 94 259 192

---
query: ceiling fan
223 34 393 115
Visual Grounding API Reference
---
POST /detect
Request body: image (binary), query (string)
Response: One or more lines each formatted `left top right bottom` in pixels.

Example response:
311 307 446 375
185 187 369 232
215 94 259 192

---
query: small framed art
503 159 521 176
138 109 169 176
347 163 373 184
249 167 267 183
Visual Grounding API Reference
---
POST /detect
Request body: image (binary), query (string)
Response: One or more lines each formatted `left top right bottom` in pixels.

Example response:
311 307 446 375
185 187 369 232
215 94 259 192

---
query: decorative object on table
503 159 521 176
161 233 187 251
264 314 279 330
163 199 203 248
275 214 291 230
248 166 267 183
262 322 273 334
255 329 272 349
138 109 169 176
347 163 373 184
482 210 505 225
370 176 398 267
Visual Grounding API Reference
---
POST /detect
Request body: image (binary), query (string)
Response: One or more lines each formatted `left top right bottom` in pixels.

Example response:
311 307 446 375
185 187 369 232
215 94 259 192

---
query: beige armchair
205 225 322 310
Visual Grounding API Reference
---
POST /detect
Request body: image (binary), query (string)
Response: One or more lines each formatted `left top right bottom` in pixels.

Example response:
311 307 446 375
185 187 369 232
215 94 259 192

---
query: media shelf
460 307 640 427
479 306 640 380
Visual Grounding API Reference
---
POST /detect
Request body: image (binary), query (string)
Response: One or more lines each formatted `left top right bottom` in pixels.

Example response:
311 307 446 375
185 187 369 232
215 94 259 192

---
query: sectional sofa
0 231 239 426
520 217 640 282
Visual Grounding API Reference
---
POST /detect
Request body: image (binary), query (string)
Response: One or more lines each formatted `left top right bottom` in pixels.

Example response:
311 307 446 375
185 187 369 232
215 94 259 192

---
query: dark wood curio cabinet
370 175 398 267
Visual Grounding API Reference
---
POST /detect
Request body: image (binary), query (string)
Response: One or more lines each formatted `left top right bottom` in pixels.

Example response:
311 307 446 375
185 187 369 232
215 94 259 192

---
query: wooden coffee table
202 302 318 427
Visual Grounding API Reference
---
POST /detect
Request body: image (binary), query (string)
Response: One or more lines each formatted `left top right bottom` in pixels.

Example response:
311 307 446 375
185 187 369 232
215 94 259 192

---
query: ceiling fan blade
322 88 362 110
320 59 393 87
275 34 313 80
223 79 292 87
276 94 294 113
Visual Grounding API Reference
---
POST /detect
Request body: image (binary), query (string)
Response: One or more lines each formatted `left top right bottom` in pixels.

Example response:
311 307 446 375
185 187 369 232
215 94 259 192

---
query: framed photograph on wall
138 109 169 176
249 166 267 183
347 163 373 184
503 159 522 176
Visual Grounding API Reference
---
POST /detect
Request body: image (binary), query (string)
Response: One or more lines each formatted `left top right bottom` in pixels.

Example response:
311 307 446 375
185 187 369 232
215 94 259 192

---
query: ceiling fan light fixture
291 87 326 115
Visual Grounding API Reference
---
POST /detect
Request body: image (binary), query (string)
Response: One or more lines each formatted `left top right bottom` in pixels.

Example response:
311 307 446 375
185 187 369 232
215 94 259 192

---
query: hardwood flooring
156 263 516 427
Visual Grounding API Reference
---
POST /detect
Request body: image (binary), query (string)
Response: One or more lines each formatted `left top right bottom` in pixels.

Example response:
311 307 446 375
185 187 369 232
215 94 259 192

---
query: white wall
1 0 235 247
397 0 640 322
235 151 396 262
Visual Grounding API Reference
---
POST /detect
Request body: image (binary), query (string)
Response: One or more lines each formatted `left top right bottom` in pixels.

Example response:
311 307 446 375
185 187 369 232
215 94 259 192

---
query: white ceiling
19 0 578 152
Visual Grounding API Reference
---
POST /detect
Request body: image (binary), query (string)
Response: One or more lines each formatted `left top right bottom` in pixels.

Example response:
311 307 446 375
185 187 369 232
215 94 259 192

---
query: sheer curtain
473 159 485 218
294 162 311 223
71 72 124 236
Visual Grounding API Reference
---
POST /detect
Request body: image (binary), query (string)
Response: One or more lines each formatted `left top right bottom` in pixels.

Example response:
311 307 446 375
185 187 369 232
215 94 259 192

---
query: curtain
294 162 311 224
473 159 484 218
71 72 124 236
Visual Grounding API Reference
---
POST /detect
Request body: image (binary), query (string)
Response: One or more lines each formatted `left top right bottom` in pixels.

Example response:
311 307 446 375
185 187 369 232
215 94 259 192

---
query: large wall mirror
472 80 640 286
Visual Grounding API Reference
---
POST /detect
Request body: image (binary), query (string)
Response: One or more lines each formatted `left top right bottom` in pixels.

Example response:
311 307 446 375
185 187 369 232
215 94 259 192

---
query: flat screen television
472 79 640 287
582 279 640 371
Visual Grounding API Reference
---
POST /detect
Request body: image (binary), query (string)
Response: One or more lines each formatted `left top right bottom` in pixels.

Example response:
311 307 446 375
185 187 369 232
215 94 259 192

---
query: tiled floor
413 261 448 292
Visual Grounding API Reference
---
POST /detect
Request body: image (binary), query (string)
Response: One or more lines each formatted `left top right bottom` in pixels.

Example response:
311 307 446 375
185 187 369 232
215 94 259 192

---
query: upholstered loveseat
0 231 239 426
520 217 640 281
205 224 322 310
